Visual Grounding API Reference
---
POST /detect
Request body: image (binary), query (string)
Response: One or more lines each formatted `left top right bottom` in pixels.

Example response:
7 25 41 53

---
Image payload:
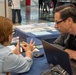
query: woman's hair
0 16 13 44
54 4 76 23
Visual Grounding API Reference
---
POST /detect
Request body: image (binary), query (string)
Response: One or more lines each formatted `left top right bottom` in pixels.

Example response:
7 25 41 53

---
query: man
39 0 43 10
53 4 76 60
11 0 22 24
43 0 48 12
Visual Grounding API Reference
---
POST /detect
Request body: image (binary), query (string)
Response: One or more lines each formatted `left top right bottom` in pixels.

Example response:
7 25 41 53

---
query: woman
0 16 35 75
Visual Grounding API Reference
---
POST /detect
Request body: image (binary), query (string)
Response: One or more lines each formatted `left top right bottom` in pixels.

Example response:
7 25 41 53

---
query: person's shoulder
61 33 69 36
60 33 70 39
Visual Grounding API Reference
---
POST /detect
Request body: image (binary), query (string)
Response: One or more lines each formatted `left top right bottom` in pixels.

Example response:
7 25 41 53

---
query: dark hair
54 4 76 23
0 16 13 44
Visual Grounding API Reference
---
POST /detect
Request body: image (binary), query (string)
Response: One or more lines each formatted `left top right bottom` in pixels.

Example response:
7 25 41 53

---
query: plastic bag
40 64 69 75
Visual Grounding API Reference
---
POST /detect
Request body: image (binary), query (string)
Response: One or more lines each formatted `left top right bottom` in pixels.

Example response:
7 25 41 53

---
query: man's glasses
56 19 67 24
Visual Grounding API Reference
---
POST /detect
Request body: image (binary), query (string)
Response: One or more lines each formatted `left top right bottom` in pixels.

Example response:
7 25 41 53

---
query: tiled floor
18 5 54 25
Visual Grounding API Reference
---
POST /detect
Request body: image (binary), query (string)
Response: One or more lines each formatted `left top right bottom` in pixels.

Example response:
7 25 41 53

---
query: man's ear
67 17 73 27
68 17 72 23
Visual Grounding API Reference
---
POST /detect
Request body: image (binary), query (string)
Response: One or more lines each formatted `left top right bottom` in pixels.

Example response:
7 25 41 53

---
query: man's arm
53 33 76 60
65 49 76 60
53 33 68 50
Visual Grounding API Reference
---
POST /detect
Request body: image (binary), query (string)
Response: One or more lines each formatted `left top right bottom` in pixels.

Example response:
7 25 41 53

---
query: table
14 23 60 43
11 38 76 75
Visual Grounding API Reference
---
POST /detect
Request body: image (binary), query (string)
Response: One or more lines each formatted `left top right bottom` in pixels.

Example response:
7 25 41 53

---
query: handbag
50 1 54 8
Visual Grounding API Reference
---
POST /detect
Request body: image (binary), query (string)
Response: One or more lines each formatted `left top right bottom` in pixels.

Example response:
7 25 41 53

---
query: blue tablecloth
11 48 50 75
14 27 60 40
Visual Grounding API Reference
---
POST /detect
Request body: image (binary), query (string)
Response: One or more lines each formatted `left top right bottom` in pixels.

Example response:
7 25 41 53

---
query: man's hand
65 49 76 60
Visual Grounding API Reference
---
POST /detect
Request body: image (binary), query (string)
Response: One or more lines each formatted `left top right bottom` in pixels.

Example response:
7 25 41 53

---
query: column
26 0 31 6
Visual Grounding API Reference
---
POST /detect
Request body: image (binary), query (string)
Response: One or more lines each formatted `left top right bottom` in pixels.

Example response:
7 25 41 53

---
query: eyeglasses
12 30 15 35
56 19 67 24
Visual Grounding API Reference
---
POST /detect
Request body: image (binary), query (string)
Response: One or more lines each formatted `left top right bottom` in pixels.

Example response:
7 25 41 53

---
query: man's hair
0 16 13 44
54 4 76 23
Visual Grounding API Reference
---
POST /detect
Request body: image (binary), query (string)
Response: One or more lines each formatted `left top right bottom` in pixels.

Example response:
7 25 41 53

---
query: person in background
0 16 35 75
52 0 57 9
47 0 51 13
43 0 48 12
39 0 43 10
11 0 22 24
53 4 76 60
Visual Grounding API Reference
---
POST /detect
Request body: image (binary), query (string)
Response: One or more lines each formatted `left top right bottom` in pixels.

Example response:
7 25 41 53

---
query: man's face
54 12 71 34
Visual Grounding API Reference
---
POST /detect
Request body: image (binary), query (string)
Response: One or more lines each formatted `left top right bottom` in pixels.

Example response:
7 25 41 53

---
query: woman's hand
13 41 20 55
21 39 35 52
21 39 35 58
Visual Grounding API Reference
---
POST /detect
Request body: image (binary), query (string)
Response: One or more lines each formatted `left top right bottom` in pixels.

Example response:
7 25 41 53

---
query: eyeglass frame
12 30 15 35
55 18 67 24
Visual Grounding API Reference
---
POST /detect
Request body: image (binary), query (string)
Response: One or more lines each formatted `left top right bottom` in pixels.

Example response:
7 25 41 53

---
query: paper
51 29 57 31
36 45 43 49
33 48 40 52
14 23 57 33
15 25 34 31
31 31 52 36
7 45 40 52
7 45 16 51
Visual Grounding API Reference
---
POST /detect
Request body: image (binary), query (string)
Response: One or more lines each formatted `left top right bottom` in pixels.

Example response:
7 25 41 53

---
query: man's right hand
65 49 76 60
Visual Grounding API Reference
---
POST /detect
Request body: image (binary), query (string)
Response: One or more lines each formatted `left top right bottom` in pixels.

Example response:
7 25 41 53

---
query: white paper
33 48 40 52
15 25 34 29
31 31 52 36
7 45 16 51
7 45 40 52
51 29 57 31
